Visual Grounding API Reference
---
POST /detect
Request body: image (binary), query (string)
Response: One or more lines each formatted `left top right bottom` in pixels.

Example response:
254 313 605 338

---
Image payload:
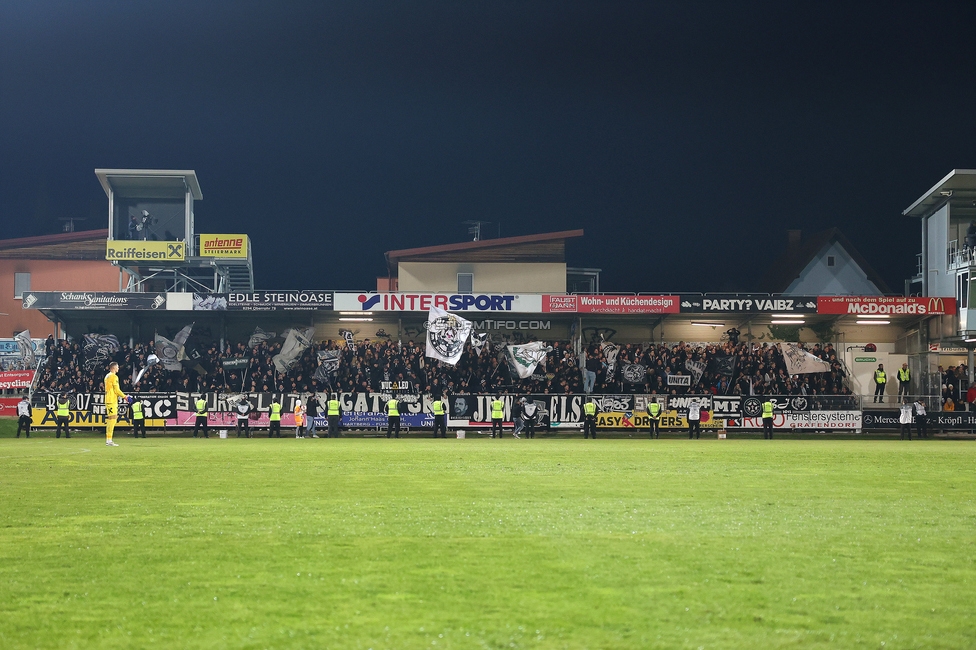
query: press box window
14 273 30 299
457 273 473 294
826 256 836 267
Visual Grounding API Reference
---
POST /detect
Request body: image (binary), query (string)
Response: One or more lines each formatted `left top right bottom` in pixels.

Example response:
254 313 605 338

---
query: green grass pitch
1 422 974 648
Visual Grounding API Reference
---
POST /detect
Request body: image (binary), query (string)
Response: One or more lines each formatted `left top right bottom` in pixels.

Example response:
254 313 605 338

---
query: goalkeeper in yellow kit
104 362 126 446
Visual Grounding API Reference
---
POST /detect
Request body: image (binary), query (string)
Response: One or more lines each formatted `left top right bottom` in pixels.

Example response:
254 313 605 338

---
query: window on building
14 273 30 299
457 273 473 294
826 256 835 267
958 272 969 309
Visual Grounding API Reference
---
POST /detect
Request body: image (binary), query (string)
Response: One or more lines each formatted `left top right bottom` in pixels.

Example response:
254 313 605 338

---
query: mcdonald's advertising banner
817 296 955 316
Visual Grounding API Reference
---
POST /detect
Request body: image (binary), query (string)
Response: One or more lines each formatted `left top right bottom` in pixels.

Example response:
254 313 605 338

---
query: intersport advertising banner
334 293 544 312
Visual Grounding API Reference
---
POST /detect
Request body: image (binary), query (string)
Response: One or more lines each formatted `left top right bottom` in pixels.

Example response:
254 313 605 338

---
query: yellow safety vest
875 370 886 384
270 403 281 421
328 399 340 416
491 400 503 419
57 400 70 417
584 402 597 416
898 368 910 382
387 399 399 416
195 399 207 416
762 401 774 418
131 401 144 420
648 402 660 418
432 400 445 416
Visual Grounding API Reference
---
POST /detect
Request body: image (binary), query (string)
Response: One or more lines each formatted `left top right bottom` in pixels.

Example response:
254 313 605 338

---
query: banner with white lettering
680 296 818 313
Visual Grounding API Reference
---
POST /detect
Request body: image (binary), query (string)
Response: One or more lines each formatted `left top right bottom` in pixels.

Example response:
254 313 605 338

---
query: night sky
1 1 974 294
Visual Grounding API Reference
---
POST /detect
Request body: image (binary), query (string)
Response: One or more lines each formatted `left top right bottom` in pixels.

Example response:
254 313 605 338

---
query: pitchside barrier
23 390 961 433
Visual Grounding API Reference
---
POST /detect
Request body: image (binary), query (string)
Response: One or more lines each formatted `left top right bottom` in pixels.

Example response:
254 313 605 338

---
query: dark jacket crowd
34 333 849 400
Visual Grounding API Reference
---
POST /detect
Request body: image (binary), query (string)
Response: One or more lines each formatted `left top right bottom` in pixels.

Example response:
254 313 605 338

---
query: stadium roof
385 229 584 274
94 169 203 200
903 169 976 218
0 229 109 260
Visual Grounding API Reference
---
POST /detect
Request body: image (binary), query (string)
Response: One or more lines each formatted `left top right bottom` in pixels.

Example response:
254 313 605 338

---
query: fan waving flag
425 306 472 365
779 343 830 374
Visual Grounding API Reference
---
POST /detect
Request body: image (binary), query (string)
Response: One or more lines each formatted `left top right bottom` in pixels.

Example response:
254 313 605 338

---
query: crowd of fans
32 332 853 400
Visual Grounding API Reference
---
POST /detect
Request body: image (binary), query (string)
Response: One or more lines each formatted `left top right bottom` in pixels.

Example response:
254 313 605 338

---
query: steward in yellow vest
762 399 774 440
269 400 282 438
327 395 342 438
873 364 886 404
646 401 661 439
897 363 911 398
56 395 71 439
386 398 400 439
490 397 504 438
193 397 209 438
583 400 598 439
131 398 146 438
431 396 447 438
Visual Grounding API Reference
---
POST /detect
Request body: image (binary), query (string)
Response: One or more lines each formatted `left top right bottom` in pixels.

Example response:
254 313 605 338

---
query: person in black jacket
511 398 524 439
305 394 320 438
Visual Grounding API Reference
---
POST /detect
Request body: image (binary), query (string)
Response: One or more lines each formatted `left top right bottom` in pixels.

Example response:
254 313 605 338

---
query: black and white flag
621 363 647 384
713 355 736 377
314 349 341 383
155 324 192 371
82 333 120 371
15 329 35 368
600 341 620 376
425 306 473 365
273 327 314 374
470 332 489 356
685 358 706 385
779 343 830 374
248 326 276 348
342 329 356 350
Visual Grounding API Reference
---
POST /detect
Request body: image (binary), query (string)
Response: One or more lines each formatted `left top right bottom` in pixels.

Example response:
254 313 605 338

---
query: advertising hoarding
817 296 956 316
22 292 167 310
199 234 248 258
106 240 185 262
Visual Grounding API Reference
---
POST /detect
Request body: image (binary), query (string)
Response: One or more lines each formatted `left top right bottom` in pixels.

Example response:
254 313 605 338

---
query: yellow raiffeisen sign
106 240 186 261
199 234 248 258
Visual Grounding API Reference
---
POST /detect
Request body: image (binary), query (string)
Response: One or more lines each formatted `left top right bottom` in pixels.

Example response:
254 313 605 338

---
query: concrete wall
0 259 127 338
398 262 566 293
